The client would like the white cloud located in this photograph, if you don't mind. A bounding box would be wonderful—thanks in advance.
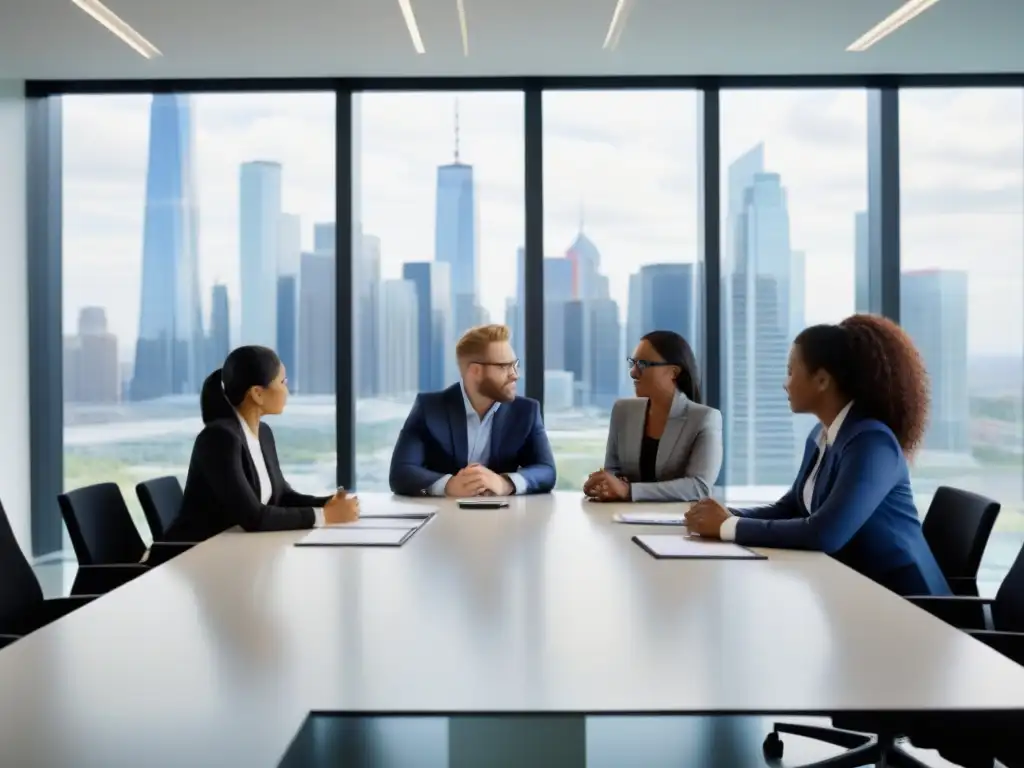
[60,86,1023,361]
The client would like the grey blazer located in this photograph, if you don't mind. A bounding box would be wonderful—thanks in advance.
[604,391,723,502]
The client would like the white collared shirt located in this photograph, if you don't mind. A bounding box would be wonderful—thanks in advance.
[428,383,527,497]
[719,401,854,542]
[237,412,272,505]
[236,411,325,525]
[801,401,854,512]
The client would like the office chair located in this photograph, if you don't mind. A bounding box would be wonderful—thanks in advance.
[909,539,1024,660]
[59,482,149,567]
[58,482,157,595]
[762,486,1004,765]
[0,496,111,643]
[907,541,1024,768]
[922,486,1000,597]
[135,475,184,541]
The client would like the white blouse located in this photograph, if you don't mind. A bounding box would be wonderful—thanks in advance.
[236,411,325,524]
[801,401,854,512]
[237,412,272,504]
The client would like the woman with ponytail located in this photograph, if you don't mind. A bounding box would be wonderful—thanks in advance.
[684,314,950,597]
[164,345,359,542]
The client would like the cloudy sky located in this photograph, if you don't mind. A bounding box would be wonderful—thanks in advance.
[61,87,1023,360]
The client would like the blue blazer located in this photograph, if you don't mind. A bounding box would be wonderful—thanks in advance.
[389,384,557,496]
[731,411,951,597]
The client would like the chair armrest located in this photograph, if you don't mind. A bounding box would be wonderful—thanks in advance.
[907,595,992,630]
[0,595,98,636]
[144,541,198,566]
[946,576,980,597]
[0,634,21,649]
[968,630,1024,666]
[71,563,149,596]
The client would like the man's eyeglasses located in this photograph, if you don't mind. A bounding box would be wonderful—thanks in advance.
[473,359,520,374]
[627,357,673,374]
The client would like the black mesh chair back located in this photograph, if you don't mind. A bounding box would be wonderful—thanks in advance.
[58,483,146,566]
[135,476,184,541]
[0,498,44,627]
[921,485,1000,595]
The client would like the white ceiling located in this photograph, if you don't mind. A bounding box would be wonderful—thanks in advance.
[1,0,1023,81]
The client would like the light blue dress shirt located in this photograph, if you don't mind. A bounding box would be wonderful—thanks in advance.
[428,384,527,497]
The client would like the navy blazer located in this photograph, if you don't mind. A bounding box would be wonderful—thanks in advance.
[389,384,557,496]
[731,411,951,597]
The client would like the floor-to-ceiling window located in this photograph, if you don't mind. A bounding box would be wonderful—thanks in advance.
[718,89,867,505]
[61,92,336,538]
[540,90,702,490]
[899,87,1024,592]
[352,92,525,491]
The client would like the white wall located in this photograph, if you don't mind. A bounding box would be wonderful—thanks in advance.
[0,80,31,554]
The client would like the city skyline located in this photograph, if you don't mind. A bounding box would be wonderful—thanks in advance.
[55,87,1024,592]
[60,90,1024,361]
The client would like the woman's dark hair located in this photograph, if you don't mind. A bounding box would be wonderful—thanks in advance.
[199,346,282,424]
[793,314,930,455]
[640,330,702,403]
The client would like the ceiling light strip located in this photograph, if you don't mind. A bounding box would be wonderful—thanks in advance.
[456,0,469,56]
[397,0,426,54]
[847,0,940,52]
[71,0,162,59]
[602,0,637,51]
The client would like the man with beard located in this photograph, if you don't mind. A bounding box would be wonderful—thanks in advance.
[389,324,557,497]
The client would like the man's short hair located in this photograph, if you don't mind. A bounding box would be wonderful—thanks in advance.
[456,324,511,362]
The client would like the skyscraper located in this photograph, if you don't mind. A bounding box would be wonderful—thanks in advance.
[65,307,119,404]
[276,275,297,381]
[589,298,622,408]
[901,269,970,453]
[403,261,453,392]
[434,103,479,338]
[239,161,283,347]
[628,263,698,343]
[298,250,336,394]
[565,229,610,302]
[131,94,205,401]
[314,222,335,254]
[208,283,230,372]
[277,213,301,382]
[377,279,419,397]
[356,234,382,397]
[854,211,871,313]
[725,152,797,485]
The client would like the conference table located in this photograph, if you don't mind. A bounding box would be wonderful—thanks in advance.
[1,491,1023,767]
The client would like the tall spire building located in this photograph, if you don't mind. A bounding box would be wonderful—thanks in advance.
[435,100,480,341]
[131,94,205,400]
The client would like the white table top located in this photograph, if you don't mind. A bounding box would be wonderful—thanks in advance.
[2,491,1023,767]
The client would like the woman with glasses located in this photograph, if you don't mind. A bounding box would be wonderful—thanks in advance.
[584,330,723,502]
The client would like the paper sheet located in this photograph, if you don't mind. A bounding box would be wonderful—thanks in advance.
[633,534,765,560]
[297,526,413,547]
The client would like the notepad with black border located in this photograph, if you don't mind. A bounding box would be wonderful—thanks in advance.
[296,526,416,547]
[632,534,766,560]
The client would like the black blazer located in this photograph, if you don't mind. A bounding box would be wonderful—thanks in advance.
[164,417,331,542]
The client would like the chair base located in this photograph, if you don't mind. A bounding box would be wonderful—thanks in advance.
[764,723,934,768]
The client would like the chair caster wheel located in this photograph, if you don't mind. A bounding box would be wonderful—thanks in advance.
[762,732,784,761]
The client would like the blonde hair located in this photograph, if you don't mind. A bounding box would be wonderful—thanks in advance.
[456,324,510,362]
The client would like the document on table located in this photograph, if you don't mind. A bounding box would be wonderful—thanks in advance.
[613,507,691,526]
[633,534,766,560]
[296,527,414,547]
[330,517,427,530]
[358,500,438,519]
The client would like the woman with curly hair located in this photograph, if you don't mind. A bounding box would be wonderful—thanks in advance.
[685,314,951,596]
